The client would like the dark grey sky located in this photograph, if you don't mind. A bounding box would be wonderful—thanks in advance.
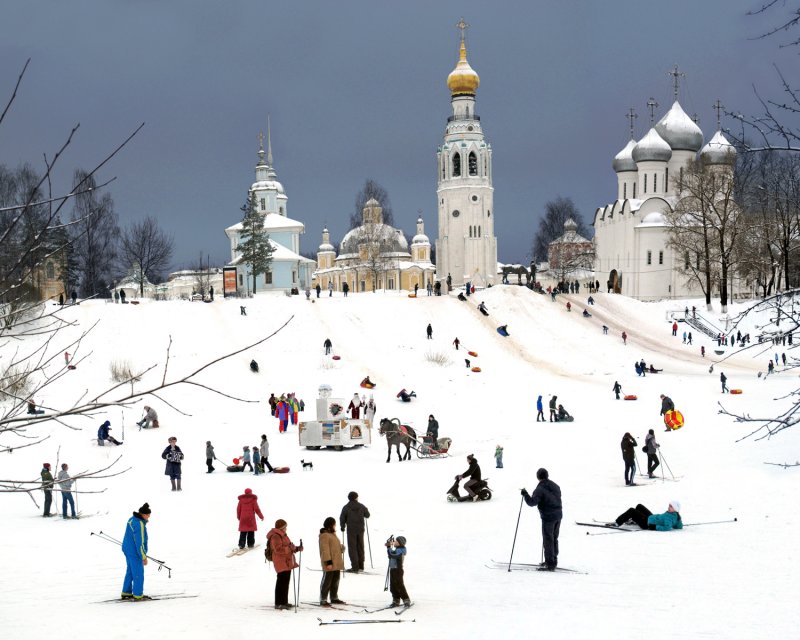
[0,1,793,269]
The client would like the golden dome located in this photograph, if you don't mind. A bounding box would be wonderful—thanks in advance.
[447,37,480,96]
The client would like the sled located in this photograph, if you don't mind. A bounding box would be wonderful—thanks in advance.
[360,382,376,389]
[67,365,77,370]
[497,328,509,337]
[272,467,290,474]
[332,355,341,361]
[415,436,452,459]
[408,294,417,298]
[624,395,638,401]
[471,367,482,372]
[664,409,684,430]
[468,351,478,357]
[226,465,244,472]
[729,389,743,395]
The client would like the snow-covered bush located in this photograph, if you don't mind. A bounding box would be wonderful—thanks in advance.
[425,350,451,367]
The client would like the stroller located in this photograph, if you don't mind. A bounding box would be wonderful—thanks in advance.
[446,475,492,502]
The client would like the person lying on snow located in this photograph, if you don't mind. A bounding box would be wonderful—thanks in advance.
[397,389,416,402]
[648,364,663,374]
[613,501,682,530]
[555,404,573,422]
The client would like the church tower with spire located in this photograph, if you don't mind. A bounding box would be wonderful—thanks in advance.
[435,19,497,288]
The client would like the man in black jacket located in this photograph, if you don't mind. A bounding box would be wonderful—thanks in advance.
[659,394,675,416]
[521,468,563,571]
[340,491,371,572]
[458,454,481,502]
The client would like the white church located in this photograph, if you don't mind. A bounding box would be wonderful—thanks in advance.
[435,21,498,288]
[592,87,740,300]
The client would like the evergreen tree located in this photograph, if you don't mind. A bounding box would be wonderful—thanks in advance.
[238,192,273,293]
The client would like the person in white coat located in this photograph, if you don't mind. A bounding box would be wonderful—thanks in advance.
[259,434,274,473]
[364,396,377,425]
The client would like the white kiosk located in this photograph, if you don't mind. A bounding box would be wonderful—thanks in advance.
[298,384,371,450]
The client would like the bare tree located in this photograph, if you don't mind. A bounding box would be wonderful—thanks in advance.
[531,197,591,263]
[351,179,394,229]
[119,215,174,297]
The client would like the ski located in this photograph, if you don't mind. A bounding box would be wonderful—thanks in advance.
[227,543,261,558]
[96,594,197,603]
[54,511,106,521]
[575,521,636,531]
[307,567,382,576]
[487,561,587,575]
[362,604,400,613]
[318,617,412,625]
[302,601,364,612]
[395,603,414,615]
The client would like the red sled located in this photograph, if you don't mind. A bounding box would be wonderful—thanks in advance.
[468,351,478,357]
[332,355,341,361]
[624,395,637,401]
[273,467,290,474]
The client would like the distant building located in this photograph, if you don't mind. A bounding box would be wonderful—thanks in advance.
[224,132,315,294]
[314,199,434,293]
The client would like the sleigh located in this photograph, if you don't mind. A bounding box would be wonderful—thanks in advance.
[415,435,452,459]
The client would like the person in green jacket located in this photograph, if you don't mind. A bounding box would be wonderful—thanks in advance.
[41,463,54,517]
[614,500,683,530]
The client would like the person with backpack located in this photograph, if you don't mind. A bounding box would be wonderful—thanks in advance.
[621,432,637,486]
[386,535,411,607]
[319,516,346,606]
[340,491,370,573]
[644,429,660,478]
[236,488,264,550]
[161,437,184,491]
[521,468,563,571]
[267,519,303,610]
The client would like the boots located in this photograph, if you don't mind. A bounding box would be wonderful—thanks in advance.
[177,478,182,491]
[170,478,177,491]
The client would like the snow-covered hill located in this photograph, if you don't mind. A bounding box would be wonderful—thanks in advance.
[3,288,798,639]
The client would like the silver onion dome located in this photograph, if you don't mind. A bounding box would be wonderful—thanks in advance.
[700,130,737,165]
[655,101,704,152]
[632,128,672,163]
[612,139,638,173]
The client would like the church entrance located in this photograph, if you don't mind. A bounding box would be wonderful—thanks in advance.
[608,269,622,294]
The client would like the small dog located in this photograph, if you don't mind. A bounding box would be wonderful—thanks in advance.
[301,459,314,471]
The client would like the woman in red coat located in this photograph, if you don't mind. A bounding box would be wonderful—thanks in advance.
[236,488,264,550]
[267,519,303,610]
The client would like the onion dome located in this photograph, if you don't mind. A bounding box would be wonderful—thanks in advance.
[632,128,672,163]
[700,130,737,165]
[655,101,704,152]
[612,139,638,173]
[447,37,480,96]
[412,217,430,245]
[318,228,335,253]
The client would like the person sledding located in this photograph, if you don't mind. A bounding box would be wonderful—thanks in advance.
[497,325,510,337]
[478,301,489,316]
[360,376,376,389]
[582,308,591,318]
[397,389,416,402]
[555,404,573,422]
[97,420,122,446]
[648,364,663,374]
[457,292,467,301]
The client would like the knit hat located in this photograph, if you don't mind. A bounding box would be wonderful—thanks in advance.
[43,463,51,469]
[138,503,151,515]
[669,500,681,512]
[275,519,287,529]
[395,536,406,546]
[244,488,252,495]
[536,468,549,480]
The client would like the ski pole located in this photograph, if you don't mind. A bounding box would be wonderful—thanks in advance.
[295,538,302,613]
[507,494,524,572]
[366,520,373,569]
[659,450,676,480]
[91,531,173,577]
[684,517,737,527]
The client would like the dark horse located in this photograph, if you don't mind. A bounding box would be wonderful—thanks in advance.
[379,418,417,463]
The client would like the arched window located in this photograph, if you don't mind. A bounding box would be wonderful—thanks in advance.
[452,153,461,177]
[646,250,652,265]
[468,152,478,176]
[45,262,55,279]
[643,174,648,194]
[623,183,627,199]
[653,174,657,192]
[665,168,669,191]
[469,226,473,238]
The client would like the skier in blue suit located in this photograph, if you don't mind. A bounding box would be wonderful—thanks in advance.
[121,503,151,600]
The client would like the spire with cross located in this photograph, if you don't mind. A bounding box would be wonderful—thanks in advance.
[667,65,685,101]
[456,17,469,42]
[646,98,659,125]
[626,107,638,139]
[712,99,725,130]
[691,113,700,125]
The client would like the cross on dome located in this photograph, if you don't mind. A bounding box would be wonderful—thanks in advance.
[646,98,659,125]
[667,65,685,101]
[626,107,638,139]
[712,99,725,130]
[456,17,469,39]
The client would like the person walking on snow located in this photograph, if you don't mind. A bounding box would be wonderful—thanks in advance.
[319,517,346,606]
[548,396,557,422]
[386,536,411,607]
[259,434,274,473]
[240,446,253,472]
[340,491,370,573]
[252,445,262,476]
[536,395,544,422]
[323,338,332,355]
[426,323,433,340]
[206,441,216,473]
[316,283,321,298]
[347,393,363,419]
[236,488,264,549]
[659,394,675,416]
[57,463,77,518]
[645,429,660,478]
[453,337,460,350]
[621,331,627,345]
[521,468,563,571]
[720,372,728,393]
[620,433,637,486]
[162,437,184,490]
[613,381,622,400]
[41,463,54,517]
[121,503,151,600]
[328,281,333,297]
[672,321,678,336]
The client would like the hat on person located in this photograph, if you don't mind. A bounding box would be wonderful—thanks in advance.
[395,536,407,546]
[348,491,358,500]
[102,420,110,428]
[43,463,51,469]
[138,503,151,515]
[669,500,681,512]
[244,488,252,495]
[536,468,549,480]
[275,519,287,529]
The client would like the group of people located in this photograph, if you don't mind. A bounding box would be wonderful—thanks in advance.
[268,393,304,433]
[620,429,661,484]
[39,462,77,519]
[347,392,377,423]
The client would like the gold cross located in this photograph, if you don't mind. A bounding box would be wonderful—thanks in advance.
[456,17,469,39]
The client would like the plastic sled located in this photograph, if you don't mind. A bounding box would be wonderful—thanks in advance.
[471,367,482,372]
[729,389,743,395]
[226,465,244,472]
[497,328,509,337]
[624,395,637,401]
[273,467,290,474]
[408,294,417,298]
[468,351,478,357]
[332,355,341,360]
[360,382,376,389]
[664,409,684,430]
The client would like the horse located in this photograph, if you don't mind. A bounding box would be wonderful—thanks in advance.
[378,418,417,463]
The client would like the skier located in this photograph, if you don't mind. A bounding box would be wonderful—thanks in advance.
[548,395,557,422]
[659,394,675,416]
[495,444,504,469]
[267,519,303,610]
[620,432,637,486]
[720,371,728,393]
[347,393,363,418]
[319,516,346,606]
[536,395,544,422]
[521,468,563,571]
[645,429,660,478]
[426,323,433,340]
[614,500,682,530]
[41,463,54,517]
[612,381,622,400]
[453,337,460,350]
[236,488,264,550]
[97,420,122,446]
[259,434,274,473]
[456,454,482,502]
[121,503,151,600]
[323,338,332,355]
[386,536,411,608]
[136,405,159,429]
[57,463,77,518]
[206,441,216,473]
[162,437,184,491]
[340,491,370,573]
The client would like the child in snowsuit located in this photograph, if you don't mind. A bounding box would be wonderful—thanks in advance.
[494,444,504,469]
[386,536,411,607]
[252,446,261,476]
[241,446,253,472]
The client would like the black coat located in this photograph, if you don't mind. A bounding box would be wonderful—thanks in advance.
[460,460,481,481]
[339,499,370,533]
[162,445,184,477]
[660,396,675,415]
[427,418,439,439]
[621,434,637,462]
[523,479,562,521]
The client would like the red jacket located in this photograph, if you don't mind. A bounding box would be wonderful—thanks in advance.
[267,527,300,573]
[236,492,263,532]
